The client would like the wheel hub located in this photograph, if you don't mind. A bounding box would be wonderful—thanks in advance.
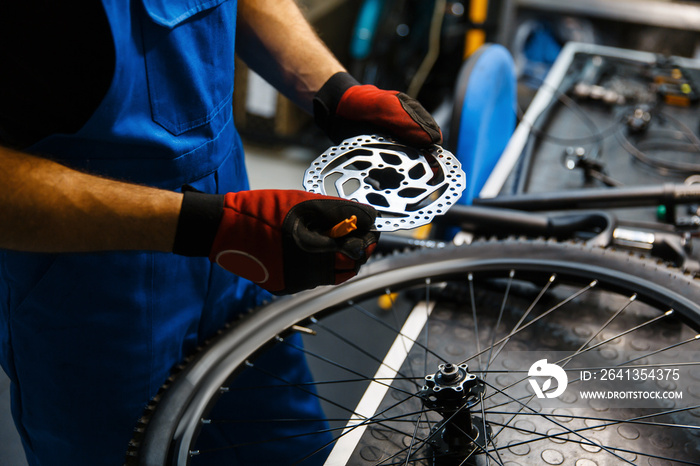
[418,363,491,465]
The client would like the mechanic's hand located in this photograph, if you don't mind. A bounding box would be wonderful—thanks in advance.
[173,189,379,295]
[313,71,442,147]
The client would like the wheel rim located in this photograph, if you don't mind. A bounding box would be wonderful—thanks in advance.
[139,243,700,465]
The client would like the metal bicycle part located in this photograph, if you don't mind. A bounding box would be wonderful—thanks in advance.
[303,135,466,232]
[129,239,700,466]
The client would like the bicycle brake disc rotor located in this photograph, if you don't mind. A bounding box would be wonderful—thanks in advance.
[303,135,466,232]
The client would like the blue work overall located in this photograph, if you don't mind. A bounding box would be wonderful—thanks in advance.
[0,1,329,464]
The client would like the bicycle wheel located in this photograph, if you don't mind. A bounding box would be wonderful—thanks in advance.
[128,239,700,466]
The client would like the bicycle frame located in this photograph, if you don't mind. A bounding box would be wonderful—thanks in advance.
[378,178,700,273]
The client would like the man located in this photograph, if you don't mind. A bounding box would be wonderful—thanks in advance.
[0,1,441,464]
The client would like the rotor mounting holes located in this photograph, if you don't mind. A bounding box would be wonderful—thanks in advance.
[408,164,426,180]
[341,179,361,197]
[379,152,403,166]
[366,193,390,208]
[322,172,342,197]
[348,160,371,171]
[398,187,426,198]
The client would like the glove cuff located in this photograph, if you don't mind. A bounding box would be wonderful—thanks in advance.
[313,72,361,133]
[172,191,225,257]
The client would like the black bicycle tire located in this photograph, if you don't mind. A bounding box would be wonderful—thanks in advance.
[127,238,700,466]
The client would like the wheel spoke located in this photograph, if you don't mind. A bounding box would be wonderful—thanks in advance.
[484,270,515,379]
[461,279,598,368]
[619,334,700,365]
[280,337,419,400]
[324,301,436,465]
[403,411,425,466]
[487,403,700,432]
[480,379,636,465]
[559,294,637,369]
[482,303,673,405]
[555,309,675,367]
[486,274,556,368]
[480,391,503,465]
[467,273,483,373]
[351,301,449,365]
[308,317,422,390]
[487,420,700,465]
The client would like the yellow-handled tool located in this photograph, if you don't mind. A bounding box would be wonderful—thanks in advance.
[327,215,358,238]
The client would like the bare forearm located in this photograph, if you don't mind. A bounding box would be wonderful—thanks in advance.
[236,0,345,112]
[0,147,183,253]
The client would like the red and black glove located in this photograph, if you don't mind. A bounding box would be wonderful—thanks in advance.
[172,189,379,295]
[313,72,442,147]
